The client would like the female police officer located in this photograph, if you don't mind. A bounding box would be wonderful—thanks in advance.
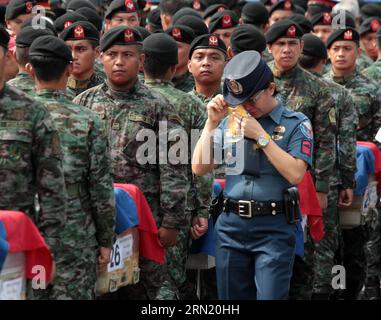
[192,50,313,300]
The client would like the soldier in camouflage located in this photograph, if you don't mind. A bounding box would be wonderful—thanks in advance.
[326,27,381,300]
[7,26,53,95]
[60,21,105,100]
[73,26,188,300]
[362,28,381,85]
[165,25,196,93]
[266,20,337,299]
[0,25,67,272]
[143,33,210,299]
[26,35,115,300]
[299,34,358,300]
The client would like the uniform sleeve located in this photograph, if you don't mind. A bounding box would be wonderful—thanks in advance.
[338,90,358,189]
[88,116,116,248]
[288,118,314,168]
[157,97,189,229]
[32,106,67,256]
[313,89,336,193]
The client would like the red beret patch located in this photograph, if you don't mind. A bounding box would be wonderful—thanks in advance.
[286,25,296,37]
[125,0,136,12]
[222,15,233,28]
[323,13,331,24]
[343,30,353,40]
[371,19,381,33]
[124,29,135,42]
[172,27,182,40]
[209,35,219,46]
[74,25,85,39]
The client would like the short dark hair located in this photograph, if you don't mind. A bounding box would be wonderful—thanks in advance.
[30,56,69,81]
[15,47,29,66]
[159,0,188,16]
[299,53,323,69]
[143,52,173,79]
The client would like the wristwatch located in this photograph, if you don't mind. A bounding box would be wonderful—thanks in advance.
[256,133,271,149]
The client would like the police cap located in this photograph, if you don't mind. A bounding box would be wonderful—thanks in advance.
[302,33,327,59]
[208,10,239,33]
[143,33,178,65]
[105,0,139,20]
[16,26,55,47]
[189,33,227,59]
[5,0,36,20]
[265,19,304,44]
[326,27,359,48]
[223,50,273,106]
[60,21,99,42]
[230,24,266,54]
[166,25,196,44]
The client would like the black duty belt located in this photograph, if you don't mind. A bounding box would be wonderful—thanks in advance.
[223,198,284,218]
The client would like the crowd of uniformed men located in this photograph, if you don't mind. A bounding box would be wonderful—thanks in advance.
[0,0,381,300]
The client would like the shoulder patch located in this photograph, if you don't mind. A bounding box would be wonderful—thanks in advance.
[299,120,313,140]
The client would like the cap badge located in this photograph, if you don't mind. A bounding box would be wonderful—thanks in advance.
[209,35,219,46]
[193,0,201,10]
[74,25,85,39]
[284,1,292,10]
[172,28,182,40]
[371,19,381,33]
[64,21,73,29]
[227,79,243,95]
[125,0,136,11]
[343,30,353,40]
[124,29,135,42]
[286,25,296,37]
[323,13,331,24]
[222,15,232,28]
[25,1,33,13]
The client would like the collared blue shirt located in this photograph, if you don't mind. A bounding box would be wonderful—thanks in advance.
[214,101,313,202]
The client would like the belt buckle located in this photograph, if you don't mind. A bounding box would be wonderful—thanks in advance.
[238,200,252,218]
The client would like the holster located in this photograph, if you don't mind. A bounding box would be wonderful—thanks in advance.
[283,187,300,224]
[208,190,224,225]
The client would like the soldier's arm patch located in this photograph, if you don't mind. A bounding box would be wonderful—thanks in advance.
[299,120,313,140]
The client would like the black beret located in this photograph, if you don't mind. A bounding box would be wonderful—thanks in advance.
[76,7,103,32]
[21,16,57,35]
[231,24,266,54]
[294,4,306,15]
[302,33,327,59]
[311,12,333,26]
[16,26,55,47]
[269,0,295,17]
[208,10,239,33]
[105,0,139,20]
[289,13,312,34]
[172,7,202,25]
[134,26,151,40]
[307,4,332,17]
[361,3,381,20]
[147,7,162,29]
[265,19,304,44]
[326,27,359,48]
[203,3,228,20]
[29,35,72,62]
[332,11,356,29]
[0,24,10,49]
[293,0,308,11]
[143,33,178,65]
[176,15,209,37]
[60,21,99,42]
[241,2,269,26]
[5,0,36,20]
[54,12,88,33]
[67,0,97,12]
[189,33,227,58]
[223,50,273,106]
[100,26,142,52]
[359,17,381,36]
[166,25,196,44]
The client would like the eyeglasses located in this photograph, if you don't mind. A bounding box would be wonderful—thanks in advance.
[249,89,265,105]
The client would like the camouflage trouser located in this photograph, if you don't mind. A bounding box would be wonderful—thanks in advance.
[158,227,190,300]
[289,231,315,300]
[361,197,381,299]
[33,247,98,300]
[313,187,343,297]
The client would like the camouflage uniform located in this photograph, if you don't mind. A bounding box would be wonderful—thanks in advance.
[325,68,381,299]
[66,71,105,100]
[145,79,212,299]
[362,58,381,85]
[269,62,337,300]
[7,71,35,95]
[34,89,115,300]
[308,72,358,298]
[0,84,67,259]
[74,80,188,300]
[172,72,195,93]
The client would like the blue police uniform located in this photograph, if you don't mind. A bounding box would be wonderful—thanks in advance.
[213,51,314,300]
